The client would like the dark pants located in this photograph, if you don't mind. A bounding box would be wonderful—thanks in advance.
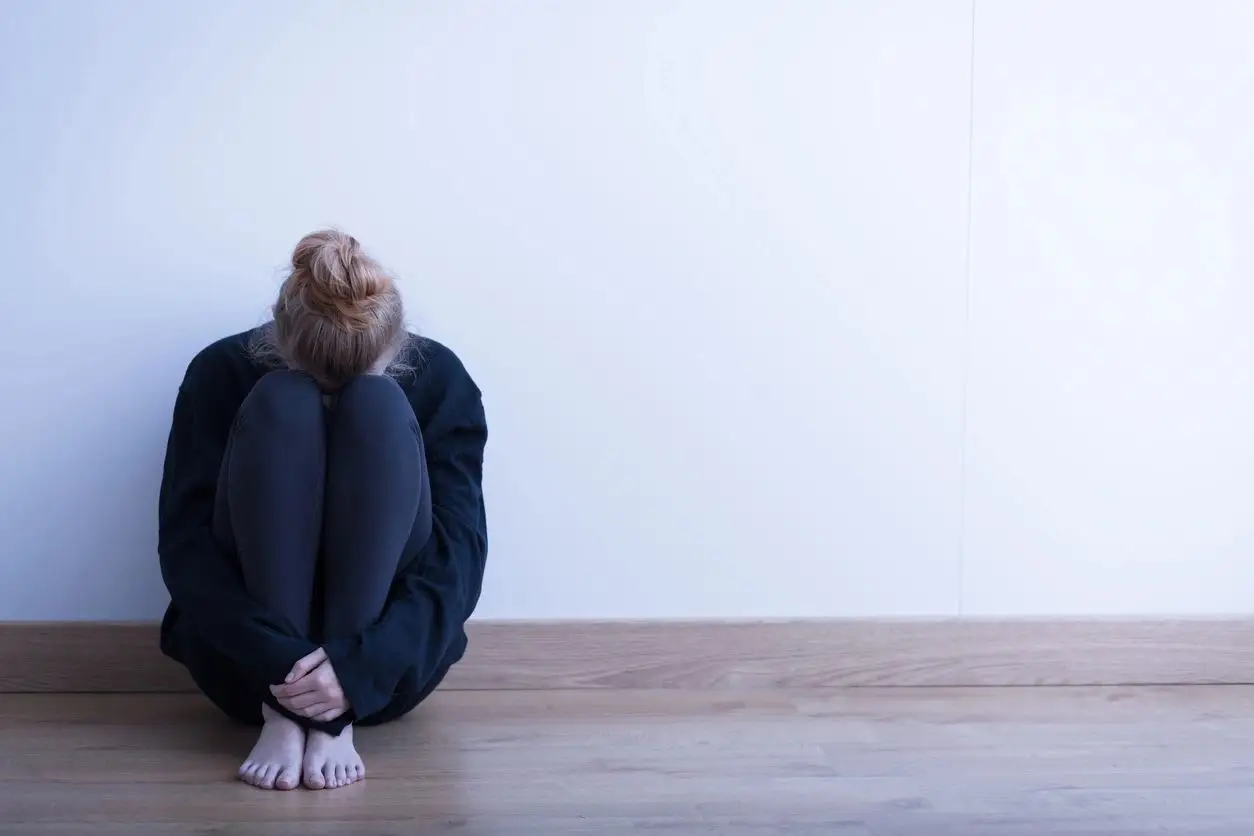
[206,370,432,720]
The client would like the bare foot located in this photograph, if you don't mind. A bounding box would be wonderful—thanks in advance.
[303,725,366,790]
[238,704,305,790]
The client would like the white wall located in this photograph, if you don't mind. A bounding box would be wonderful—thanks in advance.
[965,1,1254,614]
[0,0,1249,621]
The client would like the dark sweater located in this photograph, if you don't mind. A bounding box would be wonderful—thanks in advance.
[158,329,487,732]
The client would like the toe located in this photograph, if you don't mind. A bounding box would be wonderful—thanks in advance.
[258,765,277,789]
[356,763,366,781]
[241,764,260,786]
[323,763,335,789]
[304,762,326,789]
[237,761,254,780]
[334,764,346,787]
[276,767,300,791]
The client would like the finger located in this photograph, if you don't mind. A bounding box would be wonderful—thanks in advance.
[314,707,345,722]
[287,690,329,711]
[284,648,328,684]
[297,701,335,718]
[271,681,316,700]
[277,695,327,716]
[285,648,328,683]
[271,672,323,699]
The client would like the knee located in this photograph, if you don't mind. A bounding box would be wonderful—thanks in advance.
[237,370,324,436]
[335,375,415,438]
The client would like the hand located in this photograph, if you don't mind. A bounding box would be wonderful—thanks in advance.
[270,647,349,722]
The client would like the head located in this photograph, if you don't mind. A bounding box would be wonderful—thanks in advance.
[270,229,407,390]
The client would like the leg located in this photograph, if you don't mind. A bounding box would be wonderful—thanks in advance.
[323,374,430,638]
[214,370,326,791]
[216,370,325,637]
[302,374,431,789]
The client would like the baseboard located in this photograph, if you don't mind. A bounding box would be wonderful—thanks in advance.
[2,618,1253,693]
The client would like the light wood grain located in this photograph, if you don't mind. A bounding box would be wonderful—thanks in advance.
[0,623,190,693]
[5,688,1254,834]
[4,618,1254,693]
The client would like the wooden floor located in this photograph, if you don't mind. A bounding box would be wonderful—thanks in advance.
[4,687,1254,835]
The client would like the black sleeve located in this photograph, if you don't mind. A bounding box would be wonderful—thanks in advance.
[158,355,317,686]
[323,365,489,720]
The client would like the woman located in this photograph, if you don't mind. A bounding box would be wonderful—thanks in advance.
[157,230,488,791]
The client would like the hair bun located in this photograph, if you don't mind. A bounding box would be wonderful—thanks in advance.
[270,229,407,388]
[288,229,393,327]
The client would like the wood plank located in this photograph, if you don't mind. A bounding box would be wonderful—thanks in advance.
[0,622,191,693]
[3,618,1254,693]
[4,689,1254,833]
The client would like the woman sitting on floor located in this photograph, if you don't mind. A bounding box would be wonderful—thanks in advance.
[157,229,488,791]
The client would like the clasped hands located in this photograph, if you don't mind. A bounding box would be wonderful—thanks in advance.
[269,647,349,723]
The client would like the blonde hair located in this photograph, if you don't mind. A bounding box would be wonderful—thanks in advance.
[261,229,408,389]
